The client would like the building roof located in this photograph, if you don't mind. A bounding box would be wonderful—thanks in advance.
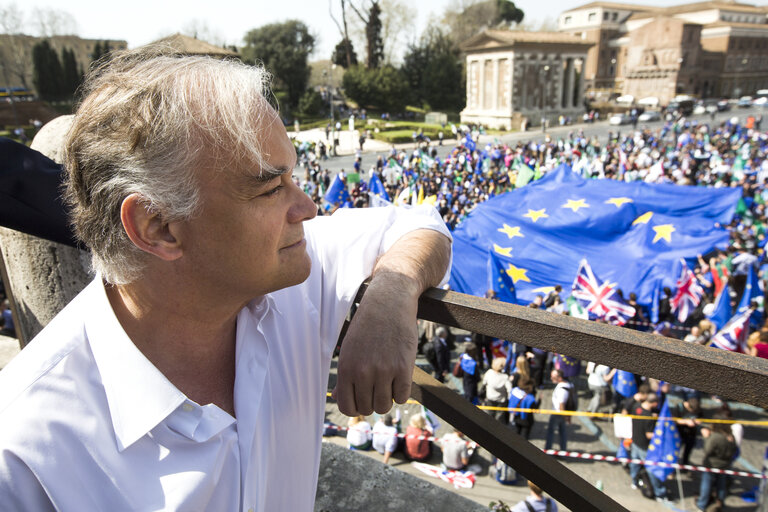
[628,1,768,20]
[141,33,238,57]
[664,1,767,14]
[460,29,594,51]
[703,19,768,29]
[561,1,662,15]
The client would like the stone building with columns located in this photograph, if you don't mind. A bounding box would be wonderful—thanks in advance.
[459,30,593,130]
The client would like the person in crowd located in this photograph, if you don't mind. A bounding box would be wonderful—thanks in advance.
[511,480,559,512]
[587,364,616,415]
[545,369,573,452]
[748,327,768,359]
[696,416,738,511]
[372,413,400,464]
[404,414,433,462]
[511,354,532,388]
[673,395,702,467]
[629,393,670,503]
[432,326,451,383]
[0,48,452,510]
[438,428,474,471]
[459,341,481,405]
[346,415,372,450]
[508,377,538,439]
[482,357,513,424]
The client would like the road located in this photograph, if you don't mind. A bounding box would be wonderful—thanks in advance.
[297,105,765,180]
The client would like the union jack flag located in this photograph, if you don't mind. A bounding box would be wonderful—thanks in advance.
[710,309,753,352]
[670,260,704,323]
[571,259,635,326]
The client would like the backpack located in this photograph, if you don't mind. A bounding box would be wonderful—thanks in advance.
[490,457,517,485]
[560,382,577,412]
[524,498,552,512]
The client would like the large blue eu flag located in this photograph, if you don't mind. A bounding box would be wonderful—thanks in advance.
[449,165,740,307]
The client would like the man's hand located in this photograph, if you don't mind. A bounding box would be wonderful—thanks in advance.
[334,274,419,415]
[332,229,451,416]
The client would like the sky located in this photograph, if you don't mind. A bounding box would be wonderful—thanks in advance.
[5,0,768,62]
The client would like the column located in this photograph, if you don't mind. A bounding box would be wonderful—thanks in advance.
[492,58,498,112]
[567,57,576,108]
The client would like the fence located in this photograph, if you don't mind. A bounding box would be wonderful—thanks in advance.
[350,284,768,512]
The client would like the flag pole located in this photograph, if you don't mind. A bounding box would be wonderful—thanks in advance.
[675,446,685,507]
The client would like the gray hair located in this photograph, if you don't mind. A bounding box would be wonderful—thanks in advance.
[63,47,274,284]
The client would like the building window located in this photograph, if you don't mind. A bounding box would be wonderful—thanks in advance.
[588,12,596,22]
[612,12,618,21]
[604,12,610,20]
[564,16,571,25]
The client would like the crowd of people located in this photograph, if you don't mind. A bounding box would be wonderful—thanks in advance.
[301,112,768,509]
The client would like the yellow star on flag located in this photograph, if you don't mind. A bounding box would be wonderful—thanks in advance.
[652,224,676,243]
[532,286,556,294]
[493,244,513,257]
[562,198,589,212]
[605,197,633,208]
[524,208,549,222]
[505,263,531,283]
[632,211,653,225]
[498,224,524,239]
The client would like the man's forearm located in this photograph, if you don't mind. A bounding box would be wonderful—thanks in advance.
[333,228,451,416]
[369,228,452,295]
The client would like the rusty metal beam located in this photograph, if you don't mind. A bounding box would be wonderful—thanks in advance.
[410,367,629,512]
[415,287,768,409]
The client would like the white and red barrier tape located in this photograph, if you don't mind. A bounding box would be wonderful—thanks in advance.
[325,425,767,479]
[544,449,766,480]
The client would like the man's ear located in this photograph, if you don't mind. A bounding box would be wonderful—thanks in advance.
[120,193,182,261]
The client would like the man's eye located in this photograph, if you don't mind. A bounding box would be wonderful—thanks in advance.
[263,185,283,197]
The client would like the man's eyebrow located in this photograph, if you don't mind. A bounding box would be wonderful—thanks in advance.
[252,165,291,182]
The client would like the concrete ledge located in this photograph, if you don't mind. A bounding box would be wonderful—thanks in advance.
[315,442,488,512]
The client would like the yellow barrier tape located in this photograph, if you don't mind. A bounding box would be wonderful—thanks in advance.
[325,392,768,426]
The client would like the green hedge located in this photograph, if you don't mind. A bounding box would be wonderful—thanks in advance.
[371,127,442,144]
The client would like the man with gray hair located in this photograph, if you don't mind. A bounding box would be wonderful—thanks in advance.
[0,48,451,511]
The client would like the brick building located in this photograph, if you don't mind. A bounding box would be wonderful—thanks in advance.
[558,1,768,103]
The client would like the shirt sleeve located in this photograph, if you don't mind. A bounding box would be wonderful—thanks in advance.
[0,450,56,511]
[304,204,452,348]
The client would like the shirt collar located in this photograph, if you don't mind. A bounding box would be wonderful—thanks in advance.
[84,278,187,452]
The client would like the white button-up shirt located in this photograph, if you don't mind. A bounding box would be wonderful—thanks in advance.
[0,205,451,511]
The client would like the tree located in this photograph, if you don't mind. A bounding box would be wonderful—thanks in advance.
[342,65,409,112]
[91,40,112,63]
[349,0,384,69]
[442,0,524,45]
[379,0,416,65]
[329,0,354,69]
[31,7,78,38]
[0,4,33,90]
[241,20,315,109]
[332,38,358,68]
[60,47,81,99]
[401,27,464,111]
[298,89,324,117]
[32,39,63,101]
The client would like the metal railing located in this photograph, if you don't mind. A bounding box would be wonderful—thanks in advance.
[355,285,768,512]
